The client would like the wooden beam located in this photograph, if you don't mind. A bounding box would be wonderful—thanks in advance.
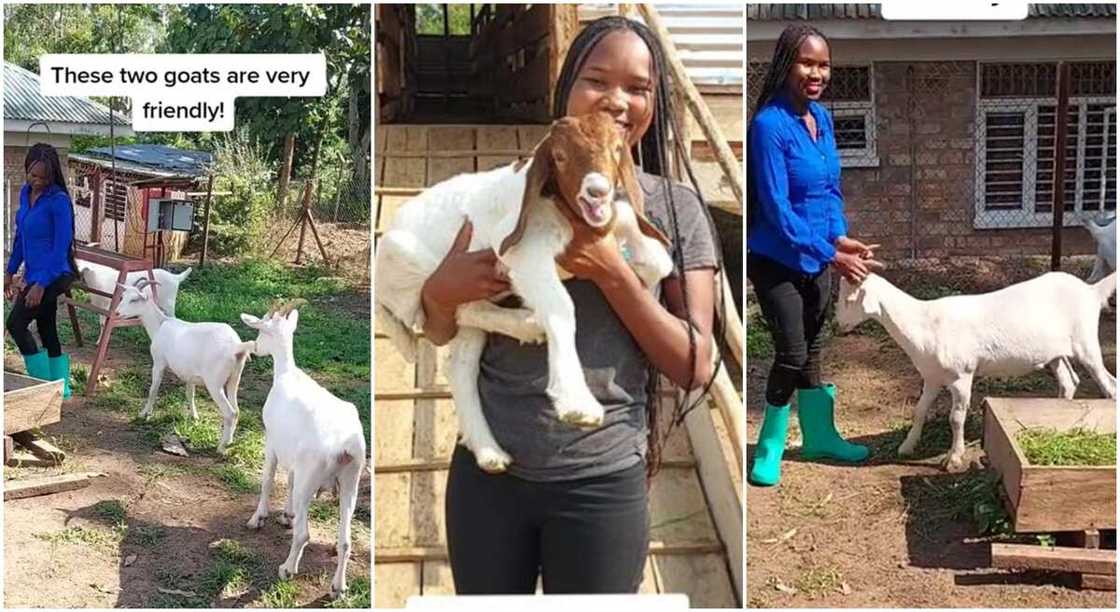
[4,473,97,501]
[637,4,743,210]
[1081,573,1117,591]
[3,375,62,436]
[709,361,744,470]
[991,543,1117,575]
[11,431,65,465]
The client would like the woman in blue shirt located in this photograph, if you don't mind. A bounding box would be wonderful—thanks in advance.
[5,143,79,398]
[747,25,883,486]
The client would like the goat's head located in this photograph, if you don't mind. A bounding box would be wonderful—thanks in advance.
[114,278,160,318]
[835,274,882,333]
[499,111,668,255]
[239,298,305,357]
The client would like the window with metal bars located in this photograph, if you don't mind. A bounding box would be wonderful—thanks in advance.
[974,61,1116,229]
[746,62,878,167]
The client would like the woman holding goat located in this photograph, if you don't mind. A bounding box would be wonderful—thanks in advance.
[747,25,883,486]
[419,16,721,594]
[5,143,79,398]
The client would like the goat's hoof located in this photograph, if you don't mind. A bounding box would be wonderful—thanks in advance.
[942,455,968,473]
[276,513,293,527]
[246,514,265,530]
[897,442,917,457]
[474,446,512,473]
[330,582,347,600]
[278,564,294,580]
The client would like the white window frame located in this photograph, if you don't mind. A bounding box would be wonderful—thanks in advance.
[974,94,1116,229]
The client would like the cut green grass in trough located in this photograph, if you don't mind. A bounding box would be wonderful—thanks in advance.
[1016,427,1116,466]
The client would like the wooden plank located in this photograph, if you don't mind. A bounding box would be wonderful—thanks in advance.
[409,469,448,547]
[983,397,1024,521]
[427,157,475,187]
[4,473,94,501]
[382,157,427,189]
[648,467,719,546]
[518,126,550,150]
[476,126,520,151]
[374,562,420,608]
[1018,466,1116,531]
[991,543,1117,575]
[421,560,456,596]
[375,195,412,233]
[11,431,65,464]
[4,373,40,392]
[374,473,412,548]
[1081,573,1117,591]
[3,436,12,465]
[651,553,738,608]
[639,556,659,594]
[6,449,58,468]
[374,338,415,392]
[1071,529,1102,549]
[4,375,63,436]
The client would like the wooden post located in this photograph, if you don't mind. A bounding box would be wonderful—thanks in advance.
[277,134,296,211]
[90,167,103,243]
[199,174,214,266]
[1051,62,1071,271]
[637,4,743,209]
[295,181,312,264]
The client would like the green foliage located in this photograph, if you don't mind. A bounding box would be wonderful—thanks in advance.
[207,130,276,255]
[1017,427,1116,466]
[3,4,165,72]
[415,4,473,36]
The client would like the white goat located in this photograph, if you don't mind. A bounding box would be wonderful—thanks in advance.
[1082,215,1116,283]
[78,258,192,322]
[837,271,1117,472]
[375,112,673,474]
[240,304,365,599]
[115,279,253,453]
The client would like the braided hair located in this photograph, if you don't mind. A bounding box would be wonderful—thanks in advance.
[552,16,726,479]
[748,24,832,228]
[24,143,79,275]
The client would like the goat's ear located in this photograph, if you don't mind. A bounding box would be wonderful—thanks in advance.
[286,309,300,327]
[240,313,262,328]
[621,145,670,247]
[498,135,552,256]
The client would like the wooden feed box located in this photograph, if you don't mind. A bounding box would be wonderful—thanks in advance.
[4,372,63,437]
[983,397,1116,533]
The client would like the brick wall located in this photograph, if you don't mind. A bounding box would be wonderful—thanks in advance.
[842,61,1095,259]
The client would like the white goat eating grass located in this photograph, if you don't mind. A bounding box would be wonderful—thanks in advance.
[115,279,253,454]
[837,271,1117,472]
[240,302,366,599]
[375,111,673,474]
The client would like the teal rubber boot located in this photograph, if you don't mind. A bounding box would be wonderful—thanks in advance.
[48,353,72,399]
[797,384,869,462]
[749,403,790,487]
[23,350,51,381]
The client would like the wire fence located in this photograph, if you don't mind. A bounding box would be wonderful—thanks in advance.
[747,58,1117,265]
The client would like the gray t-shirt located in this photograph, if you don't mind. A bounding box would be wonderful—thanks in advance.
[478,172,719,481]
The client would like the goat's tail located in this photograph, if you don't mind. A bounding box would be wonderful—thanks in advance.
[1093,272,1117,308]
[176,267,194,282]
[226,341,255,405]
[376,302,418,363]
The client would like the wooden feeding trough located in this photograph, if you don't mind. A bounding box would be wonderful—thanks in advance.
[983,397,1117,590]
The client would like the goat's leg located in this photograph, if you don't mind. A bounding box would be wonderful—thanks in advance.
[276,469,295,527]
[278,470,316,579]
[1075,339,1117,398]
[505,248,603,428]
[205,380,239,455]
[185,384,198,420]
[331,462,362,598]
[943,376,974,473]
[140,362,166,420]
[247,450,278,529]
[1049,358,1079,400]
[448,328,512,472]
[456,301,545,344]
[898,381,940,456]
[1088,256,1107,283]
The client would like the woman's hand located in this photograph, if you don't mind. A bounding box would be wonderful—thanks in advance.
[4,274,24,301]
[834,251,883,283]
[420,221,510,345]
[23,283,44,308]
[835,236,880,260]
[556,226,630,287]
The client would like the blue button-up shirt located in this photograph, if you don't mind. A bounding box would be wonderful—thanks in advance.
[6,183,74,287]
[748,94,848,275]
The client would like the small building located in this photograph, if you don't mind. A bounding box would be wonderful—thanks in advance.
[3,61,132,236]
[747,3,1117,259]
[68,145,213,263]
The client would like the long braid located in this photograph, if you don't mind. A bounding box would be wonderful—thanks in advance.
[552,16,726,480]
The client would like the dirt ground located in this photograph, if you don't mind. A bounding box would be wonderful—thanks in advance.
[3,333,371,608]
[746,256,1117,608]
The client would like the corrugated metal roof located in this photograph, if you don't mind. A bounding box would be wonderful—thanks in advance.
[746,4,1116,20]
[84,144,212,177]
[580,4,743,87]
[4,62,131,127]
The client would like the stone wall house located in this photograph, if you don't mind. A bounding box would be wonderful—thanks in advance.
[747,4,1116,259]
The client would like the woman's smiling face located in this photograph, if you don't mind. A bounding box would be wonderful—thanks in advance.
[784,35,831,104]
[565,30,655,147]
[26,161,50,192]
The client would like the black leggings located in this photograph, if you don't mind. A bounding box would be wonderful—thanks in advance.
[748,253,831,406]
[445,445,649,594]
[6,274,73,358]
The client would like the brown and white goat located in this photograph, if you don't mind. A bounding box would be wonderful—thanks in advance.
[374,112,673,473]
